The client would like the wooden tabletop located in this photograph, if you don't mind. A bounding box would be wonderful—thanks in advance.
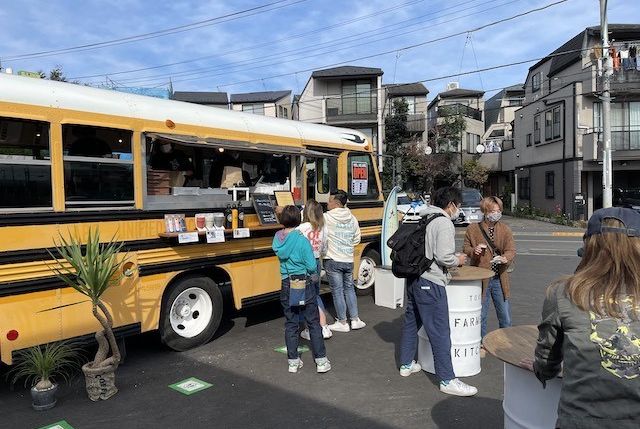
[483,325,562,376]
[450,265,495,281]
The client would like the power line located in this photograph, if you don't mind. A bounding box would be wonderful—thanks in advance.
[200,0,570,89]
[2,0,309,61]
[69,0,430,80]
[79,0,513,86]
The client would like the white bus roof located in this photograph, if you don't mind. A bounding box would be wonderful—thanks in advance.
[0,73,369,150]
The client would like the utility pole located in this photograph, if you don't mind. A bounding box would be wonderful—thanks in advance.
[600,0,613,207]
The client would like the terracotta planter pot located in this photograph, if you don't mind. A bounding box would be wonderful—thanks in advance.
[31,383,58,411]
[82,362,118,401]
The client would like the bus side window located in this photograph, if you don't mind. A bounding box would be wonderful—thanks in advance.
[62,124,134,209]
[0,117,52,210]
[314,158,337,203]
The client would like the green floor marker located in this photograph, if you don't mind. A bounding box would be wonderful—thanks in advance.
[169,377,213,395]
[38,421,74,429]
[274,345,309,354]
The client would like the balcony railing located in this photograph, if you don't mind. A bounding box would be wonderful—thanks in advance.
[325,96,378,123]
[437,103,482,121]
[582,130,640,161]
[595,67,640,92]
[406,113,426,133]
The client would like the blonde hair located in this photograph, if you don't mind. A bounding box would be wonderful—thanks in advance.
[303,199,324,231]
[480,196,503,214]
[565,218,640,318]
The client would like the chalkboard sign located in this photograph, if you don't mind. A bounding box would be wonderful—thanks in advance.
[252,194,278,225]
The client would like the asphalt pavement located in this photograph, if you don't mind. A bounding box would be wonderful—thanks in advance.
[0,216,583,429]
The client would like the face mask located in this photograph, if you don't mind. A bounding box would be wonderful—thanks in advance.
[450,206,460,220]
[486,212,502,223]
[160,144,172,154]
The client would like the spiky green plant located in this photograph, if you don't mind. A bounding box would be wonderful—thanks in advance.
[9,341,81,390]
[47,228,128,369]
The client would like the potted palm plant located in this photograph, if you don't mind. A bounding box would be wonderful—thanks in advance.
[48,228,127,401]
[9,341,80,410]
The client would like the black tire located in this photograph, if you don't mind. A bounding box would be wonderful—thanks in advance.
[160,276,223,351]
[356,248,381,296]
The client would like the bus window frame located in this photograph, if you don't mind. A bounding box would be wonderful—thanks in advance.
[0,116,54,212]
[347,151,380,201]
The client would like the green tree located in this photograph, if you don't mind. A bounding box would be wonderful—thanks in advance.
[462,158,489,189]
[382,98,410,190]
[37,66,77,83]
[402,144,457,193]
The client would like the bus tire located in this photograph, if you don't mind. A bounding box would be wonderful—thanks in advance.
[356,249,380,296]
[160,276,223,352]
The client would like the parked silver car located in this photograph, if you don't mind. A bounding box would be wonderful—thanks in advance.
[454,188,483,225]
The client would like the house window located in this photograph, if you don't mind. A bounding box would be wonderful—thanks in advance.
[592,101,640,150]
[0,117,52,209]
[532,72,541,92]
[342,80,373,115]
[283,107,288,119]
[466,133,480,153]
[392,96,416,114]
[552,106,561,139]
[278,105,284,117]
[62,124,134,208]
[242,103,265,115]
[545,171,555,199]
[545,110,553,141]
[534,114,541,143]
[518,177,530,200]
[526,133,532,147]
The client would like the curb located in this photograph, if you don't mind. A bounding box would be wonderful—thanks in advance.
[551,232,584,237]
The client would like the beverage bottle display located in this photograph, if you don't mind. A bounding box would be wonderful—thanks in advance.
[224,204,232,229]
[237,204,244,228]
[231,204,239,230]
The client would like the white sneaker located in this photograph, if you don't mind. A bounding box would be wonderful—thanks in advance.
[399,361,422,377]
[300,328,310,340]
[322,325,333,339]
[439,378,478,397]
[328,321,350,333]
[315,357,331,373]
[288,358,303,373]
[350,318,366,330]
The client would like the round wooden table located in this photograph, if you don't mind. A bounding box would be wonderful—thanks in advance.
[484,325,562,429]
[418,266,494,377]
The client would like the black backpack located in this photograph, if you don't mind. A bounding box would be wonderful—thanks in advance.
[386,213,445,278]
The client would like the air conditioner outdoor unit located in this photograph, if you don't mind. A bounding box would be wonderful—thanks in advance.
[446,82,460,91]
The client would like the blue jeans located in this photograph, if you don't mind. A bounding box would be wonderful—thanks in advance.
[324,259,358,322]
[280,277,326,360]
[481,276,512,339]
[400,277,455,382]
[315,259,325,311]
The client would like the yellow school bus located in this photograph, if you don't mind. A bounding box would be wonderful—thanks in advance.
[0,74,383,363]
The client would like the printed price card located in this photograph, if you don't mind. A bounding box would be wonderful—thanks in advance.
[233,228,250,239]
[178,232,199,244]
[206,229,225,243]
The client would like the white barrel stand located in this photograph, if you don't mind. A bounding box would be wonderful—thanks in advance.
[418,266,493,377]
[484,325,562,429]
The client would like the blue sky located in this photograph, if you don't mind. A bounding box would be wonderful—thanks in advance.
[0,0,636,98]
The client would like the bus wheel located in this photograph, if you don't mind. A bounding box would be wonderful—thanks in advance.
[356,249,380,296]
[160,276,223,351]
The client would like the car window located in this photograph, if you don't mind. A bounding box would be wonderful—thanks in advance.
[397,196,411,205]
[462,190,482,205]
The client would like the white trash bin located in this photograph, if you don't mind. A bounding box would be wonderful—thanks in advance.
[417,266,492,377]
[374,267,405,309]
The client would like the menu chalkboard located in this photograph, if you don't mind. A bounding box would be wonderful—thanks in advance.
[252,194,279,225]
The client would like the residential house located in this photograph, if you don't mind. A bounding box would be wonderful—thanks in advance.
[172,91,229,108]
[295,66,384,159]
[426,84,485,179]
[230,90,292,118]
[480,84,525,195]
[382,82,429,142]
[509,24,640,219]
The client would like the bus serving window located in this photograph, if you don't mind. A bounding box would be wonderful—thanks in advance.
[347,152,379,200]
[0,117,52,210]
[62,125,134,208]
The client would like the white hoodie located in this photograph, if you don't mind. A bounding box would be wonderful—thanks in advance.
[323,207,361,263]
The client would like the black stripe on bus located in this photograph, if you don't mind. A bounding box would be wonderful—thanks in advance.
[0,234,381,297]
[358,219,382,228]
[0,228,280,265]
[0,200,383,227]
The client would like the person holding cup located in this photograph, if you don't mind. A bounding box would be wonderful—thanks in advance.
[463,196,516,341]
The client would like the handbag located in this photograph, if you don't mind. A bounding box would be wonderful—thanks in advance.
[479,225,515,274]
[284,264,308,307]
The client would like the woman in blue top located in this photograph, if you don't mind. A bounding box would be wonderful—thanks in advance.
[273,205,331,374]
